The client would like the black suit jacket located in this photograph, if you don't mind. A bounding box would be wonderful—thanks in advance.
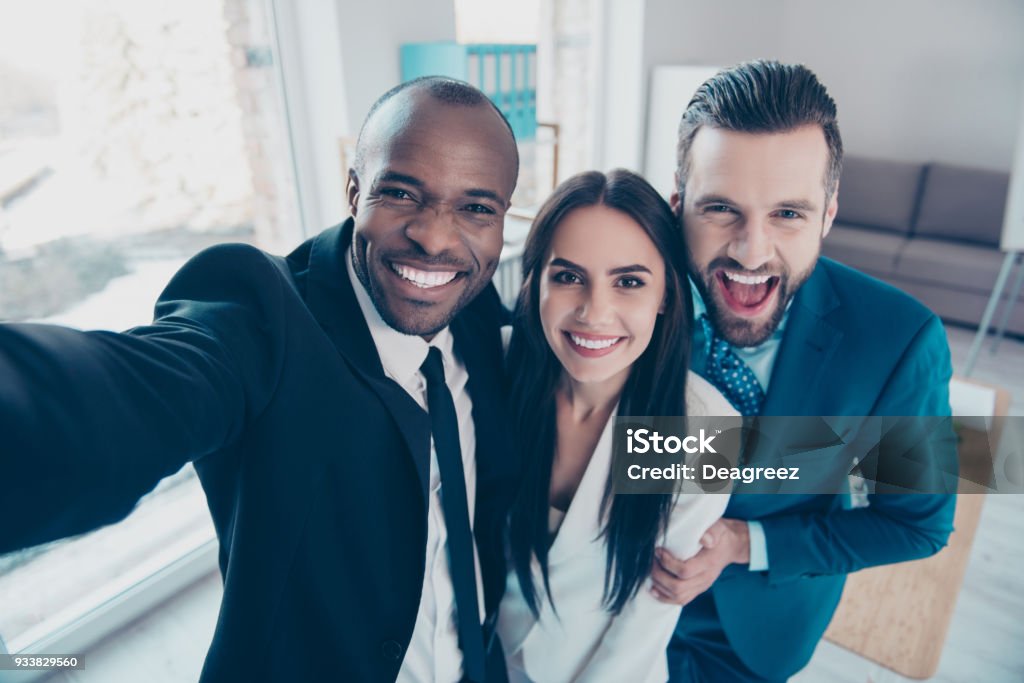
[0,219,520,681]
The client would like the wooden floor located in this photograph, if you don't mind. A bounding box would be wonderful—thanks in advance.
[39,324,1024,683]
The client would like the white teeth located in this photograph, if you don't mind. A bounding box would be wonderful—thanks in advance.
[723,272,772,285]
[391,263,458,288]
[569,333,621,350]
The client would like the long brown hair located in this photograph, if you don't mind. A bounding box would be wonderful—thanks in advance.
[507,169,692,615]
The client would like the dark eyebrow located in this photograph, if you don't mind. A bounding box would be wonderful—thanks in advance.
[550,258,652,277]
[608,264,652,276]
[694,194,818,213]
[693,194,737,207]
[550,257,587,274]
[372,171,503,205]
[372,170,424,188]
[776,199,817,212]
[464,188,505,205]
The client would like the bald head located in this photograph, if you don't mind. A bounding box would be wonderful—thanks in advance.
[353,76,519,180]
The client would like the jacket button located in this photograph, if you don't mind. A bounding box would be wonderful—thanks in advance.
[381,640,403,660]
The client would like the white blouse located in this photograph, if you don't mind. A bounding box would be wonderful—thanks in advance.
[497,371,736,683]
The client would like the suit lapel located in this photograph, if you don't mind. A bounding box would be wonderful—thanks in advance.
[546,412,616,563]
[452,315,496,481]
[761,262,843,417]
[451,287,517,513]
[304,220,431,500]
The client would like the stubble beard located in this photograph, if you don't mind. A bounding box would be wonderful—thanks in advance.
[691,258,817,348]
[353,233,488,337]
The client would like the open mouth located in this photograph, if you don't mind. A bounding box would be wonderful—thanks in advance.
[389,261,465,290]
[716,270,780,315]
[563,330,625,357]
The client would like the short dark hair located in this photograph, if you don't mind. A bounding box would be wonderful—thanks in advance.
[353,75,519,175]
[676,60,843,201]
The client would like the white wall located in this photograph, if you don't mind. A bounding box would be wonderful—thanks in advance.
[334,0,456,131]
[273,0,455,233]
[644,65,721,197]
[632,0,1024,175]
[272,0,349,235]
[1002,85,1024,250]
[592,0,646,171]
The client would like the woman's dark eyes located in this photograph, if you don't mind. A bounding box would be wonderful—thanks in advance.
[617,276,645,288]
[553,270,582,284]
[552,271,644,288]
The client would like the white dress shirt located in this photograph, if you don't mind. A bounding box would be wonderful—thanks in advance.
[497,372,737,683]
[347,248,485,683]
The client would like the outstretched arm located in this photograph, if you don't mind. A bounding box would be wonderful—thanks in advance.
[0,244,287,553]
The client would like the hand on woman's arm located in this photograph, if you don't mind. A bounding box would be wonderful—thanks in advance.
[650,517,750,606]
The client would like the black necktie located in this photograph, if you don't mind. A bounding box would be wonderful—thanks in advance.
[420,347,486,683]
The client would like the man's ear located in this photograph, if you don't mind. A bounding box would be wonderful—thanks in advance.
[347,168,361,217]
[670,172,683,216]
[822,181,839,239]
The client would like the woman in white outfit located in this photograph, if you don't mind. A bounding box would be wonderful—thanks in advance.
[497,169,736,683]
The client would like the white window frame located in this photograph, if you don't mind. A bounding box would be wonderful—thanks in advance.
[0,0,319,665]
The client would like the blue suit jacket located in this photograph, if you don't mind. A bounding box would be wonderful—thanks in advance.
[684,257,957,679]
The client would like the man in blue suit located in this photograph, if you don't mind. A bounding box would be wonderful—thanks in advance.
[651,61,958,681]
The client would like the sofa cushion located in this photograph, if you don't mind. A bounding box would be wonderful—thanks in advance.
[894,237,1005,294]
[885,276,1024,335]
[822,223,905,275]
[834,156,924,234]
[913,163,1010,246]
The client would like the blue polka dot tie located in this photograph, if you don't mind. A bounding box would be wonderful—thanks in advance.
[699,315,765,416]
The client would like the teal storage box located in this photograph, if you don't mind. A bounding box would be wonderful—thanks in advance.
[401,42,537,141]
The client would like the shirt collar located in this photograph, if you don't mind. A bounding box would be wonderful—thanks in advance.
[346,245,456,387]
[690,278,709,321]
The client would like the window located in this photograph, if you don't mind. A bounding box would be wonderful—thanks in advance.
[452,0,597,305]
[0,0,299,655]
[453,0,598,189]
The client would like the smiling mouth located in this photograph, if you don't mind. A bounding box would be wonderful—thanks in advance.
[389,262,464,289]
[563,331,625,356]
[716,270,780,313]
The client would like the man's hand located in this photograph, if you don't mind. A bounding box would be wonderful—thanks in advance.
[649,518,751,606]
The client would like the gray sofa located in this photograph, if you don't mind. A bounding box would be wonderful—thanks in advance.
[822,156,1022,337]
